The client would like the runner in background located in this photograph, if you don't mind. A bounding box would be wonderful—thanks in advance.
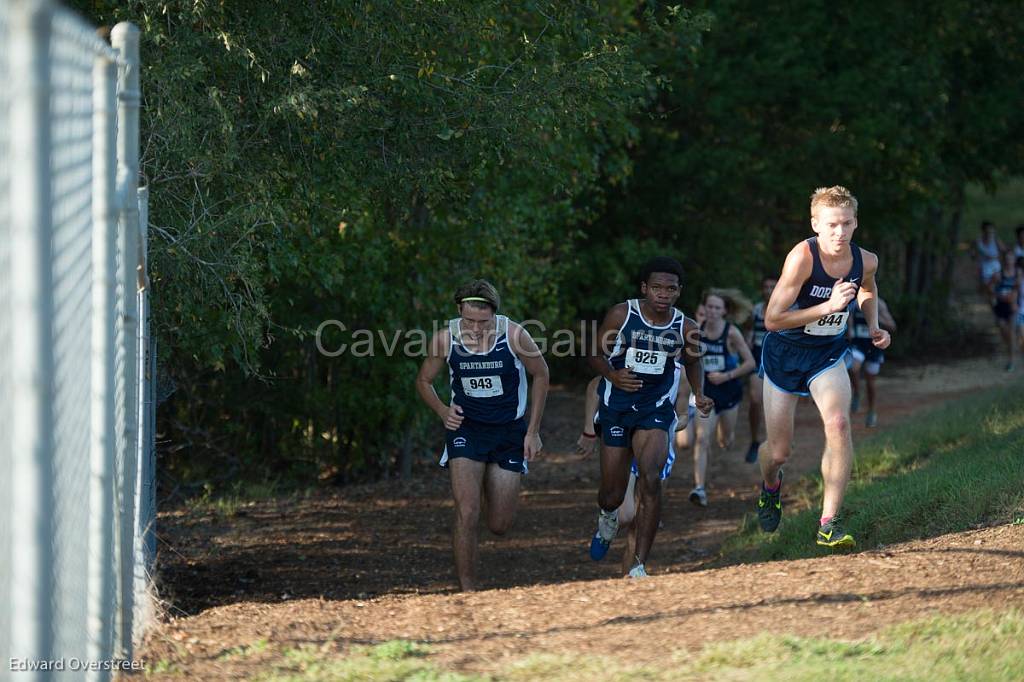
[674,303,706,453]
[690,289,755,507]
[745,276,777,463]
[975,221,1004,298]
[1012,225,1024,261]
[1017,255,1024,355]
[848,296,897,427]
[587,257,712,577]
[989,250,1021,372]
[577,366,692,574]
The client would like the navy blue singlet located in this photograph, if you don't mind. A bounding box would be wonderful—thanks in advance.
[447,315,526,425]
[776,237,863,347]
[601,299,687,411]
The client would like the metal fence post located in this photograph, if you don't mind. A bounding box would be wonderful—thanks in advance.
[111,20,141,660]
[86,48,119,679]
[132,184,155,646]
[8,0,57,673]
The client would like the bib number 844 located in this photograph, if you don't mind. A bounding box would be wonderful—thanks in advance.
[804,311,848,336]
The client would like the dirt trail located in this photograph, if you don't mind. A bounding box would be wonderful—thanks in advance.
[139,232,1024,678]
[144,524,1024,678]
[142,349,1022,677]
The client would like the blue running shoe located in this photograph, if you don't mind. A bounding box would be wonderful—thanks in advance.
[589,508,619,561]
[745,441,760,464]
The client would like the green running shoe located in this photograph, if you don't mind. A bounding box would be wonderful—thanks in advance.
[756,469,783,532]
[816,515,856,548]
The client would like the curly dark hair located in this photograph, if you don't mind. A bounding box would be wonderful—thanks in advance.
[638,257,684,287]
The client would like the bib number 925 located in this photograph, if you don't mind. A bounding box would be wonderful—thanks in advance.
[625,347,667,374]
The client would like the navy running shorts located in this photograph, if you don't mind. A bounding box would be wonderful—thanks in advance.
[593,410,677,480]
[993,301,1014,321]
[440,417,527,473]
[704,377,743,413]
[598,400,674,448]
[751,345,763,373]
[759,332,849,397]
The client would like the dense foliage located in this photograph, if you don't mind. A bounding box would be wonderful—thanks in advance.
[71,0,1023,487]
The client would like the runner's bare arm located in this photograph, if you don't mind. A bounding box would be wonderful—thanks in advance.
[576,375,602,456]
[415,330,464,429]
[726,324,756,379]
[674,362,692,431]
[582,375,601,433]
[877,297,897,333]
[765,242,857,331]
[855,252,891,350]
[681,317,713,415]
[587,303,642,392]
[510,323,549,460]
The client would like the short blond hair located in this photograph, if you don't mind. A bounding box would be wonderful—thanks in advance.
[810,185,858,218]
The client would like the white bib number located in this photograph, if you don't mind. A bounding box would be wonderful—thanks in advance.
[462,375,502,398]
[625,347,667,375]
[804,311,849,336]
[702,354,725,372]
[854,323,870,339]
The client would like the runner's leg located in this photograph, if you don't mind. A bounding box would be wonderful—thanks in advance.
[693,411,718,489]
[760,381,799,487]
[848,357,862,411]
[631,428,670,565]
[809,363,854,519]
[748,374,764,443]
[716,406,739,450]
[619,473,638,574]
[675,418,696,450]
[483,463,521,536]
[449,458,486,591]
[865,370,877,415]
[598,442,633,512]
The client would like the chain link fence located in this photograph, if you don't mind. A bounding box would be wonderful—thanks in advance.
[1,1,154,678]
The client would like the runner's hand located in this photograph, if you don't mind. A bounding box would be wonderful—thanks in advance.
[828,278,858,313]
[610,368,643,392]
[443,403,464,430]
[524,432,543,461]
[674,411,689,432]
[576,431,598,458]
[694,394,714,417]
[706,371,728,386]
[871,327,891,350]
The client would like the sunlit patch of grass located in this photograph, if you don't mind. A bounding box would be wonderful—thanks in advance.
[721,381,1024,562]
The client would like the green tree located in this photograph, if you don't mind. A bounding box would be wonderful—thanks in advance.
[72,0,708,484]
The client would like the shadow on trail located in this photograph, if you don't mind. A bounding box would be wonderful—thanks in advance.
[315,579,1024,649]
[156,458,742,615]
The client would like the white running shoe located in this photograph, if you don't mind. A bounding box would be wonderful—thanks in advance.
[589,508,620,561]
[628,562,648,578]
[689,486,708,508]
[598,507,619,541]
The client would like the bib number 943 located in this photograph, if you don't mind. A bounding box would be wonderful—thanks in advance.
[462,375,503,398]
